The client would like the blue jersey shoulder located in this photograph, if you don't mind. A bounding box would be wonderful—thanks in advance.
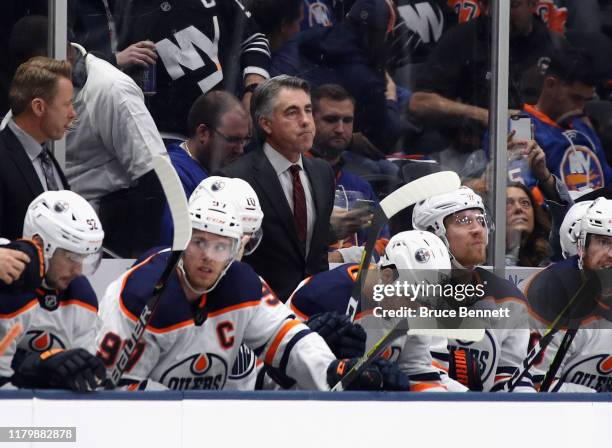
[121,252,263,329]
[291,263,357,318]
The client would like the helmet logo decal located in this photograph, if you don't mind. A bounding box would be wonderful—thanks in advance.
[53,200,69,213]
[211,180,225,192]
[415,248,431,263]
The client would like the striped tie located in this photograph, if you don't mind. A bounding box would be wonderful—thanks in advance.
[289,165,307,243]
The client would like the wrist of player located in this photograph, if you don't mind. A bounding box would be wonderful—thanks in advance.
[326,358,384,391]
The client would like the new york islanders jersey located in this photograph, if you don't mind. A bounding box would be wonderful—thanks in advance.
[114,0,270,134]
[524,104,612,193]
[96,250,335,391]
[430,268,533,391]
[286,263,446,391]
[526,256,612,392]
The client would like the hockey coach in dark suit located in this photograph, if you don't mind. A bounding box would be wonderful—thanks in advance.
[220,75,335,301]
[0,57,72,240]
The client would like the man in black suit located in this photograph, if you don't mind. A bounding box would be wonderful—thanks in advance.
[0,57,73,239]
[220,75,335,301]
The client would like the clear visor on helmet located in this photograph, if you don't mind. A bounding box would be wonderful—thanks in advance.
[449,209,494,232]
[243,227,263,256]
[188,234,240,262]
[55,247,103,276]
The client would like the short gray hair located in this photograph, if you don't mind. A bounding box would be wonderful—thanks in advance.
[251,75,311,140]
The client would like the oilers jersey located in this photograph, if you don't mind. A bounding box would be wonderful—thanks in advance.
[0,276,98,383]
[286,263,447,392]
[96,250,335,390]
[114,0,270,134]
[524,104,612,193]
[525,256,612,392]
[430,268,534,391]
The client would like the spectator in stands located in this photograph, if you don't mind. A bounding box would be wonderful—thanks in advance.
[271,0,401,153]
[409,0,564,160]
[6,16,168,258]
[248,0,304,52]
[0,57,72,240]
[220,75,335,301]
[523,49,612,195]
[113,0,270,137]
[310,84,381,248]
[68,0,158,70]
[506,182,551,267]
[159,90,251,246]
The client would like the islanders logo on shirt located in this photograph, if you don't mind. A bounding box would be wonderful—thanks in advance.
[307,1,333,27]
[559,142,605,192]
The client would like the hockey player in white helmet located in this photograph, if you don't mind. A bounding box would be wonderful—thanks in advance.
[527,197,612,392]
[190,176,264,258]
[559,200,593,259]
[412,186,534,391]
[96,196,395,391]
[1,190,106,391]
[281,230,459,391]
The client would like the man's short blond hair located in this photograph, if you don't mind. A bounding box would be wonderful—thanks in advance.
[9,57,72,116]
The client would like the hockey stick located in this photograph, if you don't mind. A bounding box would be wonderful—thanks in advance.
[539,327,578,392]
[106,155,191,388]
[504,272,599,392]
[331,319,484,391]
[345,171,461,321]
[0,322,23,357]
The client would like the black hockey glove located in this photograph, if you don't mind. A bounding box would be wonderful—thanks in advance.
[327,358,384,391]
[306,312,366,358]
[13,348,106,392]
[448,348,483,391]
[372,359,410,391]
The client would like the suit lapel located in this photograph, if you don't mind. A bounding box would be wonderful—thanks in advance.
[1,128,45,196]
[303,156,326,216]
[252,150,304,256]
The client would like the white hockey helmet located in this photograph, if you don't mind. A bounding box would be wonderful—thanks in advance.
[379,230,451,285]
[181,195,244,294]
[23,190,104,275]
[190,176,264,255]
[412,186,490,245]
[560,200,592,259]
[578,198,612,264]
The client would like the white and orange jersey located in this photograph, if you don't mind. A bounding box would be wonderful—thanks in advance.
[285,263,447,392]
[17,277,100,355]
[430,268,533,392]
[526,256,612,392]
[96,250,335,391]
[0,295,38,381]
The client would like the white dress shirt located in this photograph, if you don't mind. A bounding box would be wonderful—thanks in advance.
[263,143,316,256]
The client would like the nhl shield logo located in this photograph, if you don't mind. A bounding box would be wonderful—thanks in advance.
[42,294,58,310]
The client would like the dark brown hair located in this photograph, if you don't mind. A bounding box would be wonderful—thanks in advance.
[507,182,552,267]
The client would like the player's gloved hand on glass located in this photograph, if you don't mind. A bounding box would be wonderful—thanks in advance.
[13,348,106,392]
[306,312,366,358]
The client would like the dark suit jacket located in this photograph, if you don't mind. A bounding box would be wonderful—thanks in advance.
[0,127,69,239]
[219,148,335,301]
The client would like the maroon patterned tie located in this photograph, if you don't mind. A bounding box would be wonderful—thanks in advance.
[289,165,307,243]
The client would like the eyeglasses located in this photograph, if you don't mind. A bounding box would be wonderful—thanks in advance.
[211,127,251,147]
